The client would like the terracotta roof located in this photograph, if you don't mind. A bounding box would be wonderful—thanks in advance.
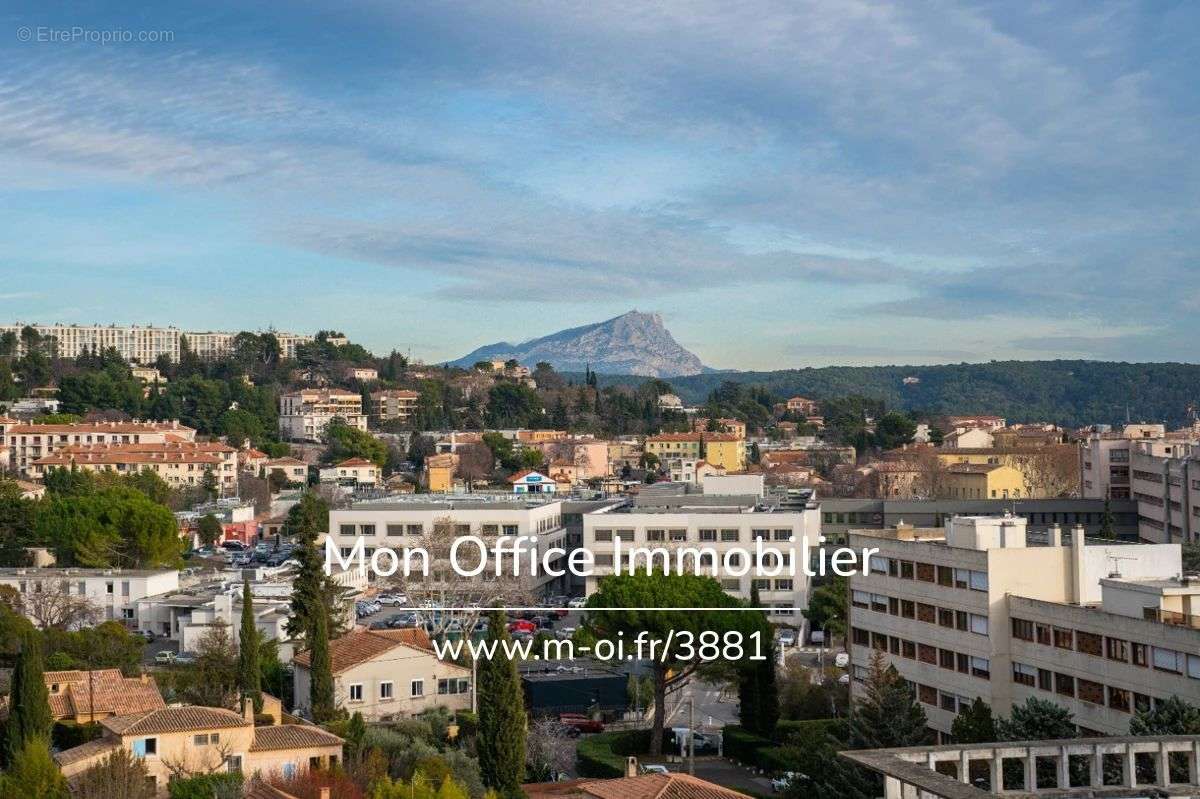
[245,781,302,799]
[336,457,376,467]
[242,448,270,459]
[34,450,224,467]
[292,627,441,674]
[370,389,419,399]
[250,724,344,752]
[49,441,236,454]
[54,737,119,767]
[702,432,743,442]
[647,433,703,443]
[7,421,193,435]
[0,415,19,424]
[100,706,250,736]
[267,457,307,466]
[44,670,166,719]
[508,469,551,483]
[527,774,752,799]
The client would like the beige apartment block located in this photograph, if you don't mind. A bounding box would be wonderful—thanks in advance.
[371,388,419,422]
[29,440,238,493]
[1,419,196,473]
[847,515,1182,738]
[278,389,367,442]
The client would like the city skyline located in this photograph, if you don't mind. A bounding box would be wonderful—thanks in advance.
[2,2,1197,369]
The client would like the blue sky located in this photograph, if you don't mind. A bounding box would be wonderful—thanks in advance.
[1,1,1197,370]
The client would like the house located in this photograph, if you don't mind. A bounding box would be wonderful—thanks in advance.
[509,469,558,494]
[265,457,309,485]
[644,432,702,462]
[701,432,746,472]
[944,462,1025,499]
[291,628,471,722]
[691,417,747,439]
[785,396,820,416]
[424,453,457,492]
[525,769,750,799]
[370,389,419,423]
[55,702,343,795]
[0,567,179,626]
[29,441,239,495]
[0,669,165,724]
[3,419,197,474]
[941,427,994,449]
[278,389,367,442]
[239,447,270,473]
[343,366,378,382]
[331,457,379,486]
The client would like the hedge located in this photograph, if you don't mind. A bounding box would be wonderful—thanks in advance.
[725,720,848,774]
[167,773,244,799]
[576,729,655,777]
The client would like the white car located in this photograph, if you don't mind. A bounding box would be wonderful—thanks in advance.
[834,652,850,668]
[776,629,797,647]
[378,594,408,607]
[567,597,587,608]
[640,764,670,775]
[772,772,803,792]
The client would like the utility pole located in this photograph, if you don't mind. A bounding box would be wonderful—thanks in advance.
[687,693,695,776]
[471,655,477,713]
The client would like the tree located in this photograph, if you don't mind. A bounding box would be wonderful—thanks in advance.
[737,584,778,737]
[0,737,68,799]
[166,773,243,799]
[484,383,543,429]
[407,435,437,469]
[1099,498,1117,539]
[872,412,916,450]
[582,572,751,755]
[197,514,223,548]
[951,698,996,743]
[14,581,101,630]
[324,418,387,467]
[525,719,575,782]
[72,750,155,799]
[0,481,38,566]
[997,697,1075,741]
[802,576,847,640]
[3,631,52,766]
[200,467,220,501]
[476,609,526,798]
[308,600,336,723]
[455,444,494,490]
[184,623,239,709]
[1130,696,1200,735]
[345,710,367,767]
[238,580,262,713]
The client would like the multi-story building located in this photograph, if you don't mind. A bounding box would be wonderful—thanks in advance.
[645,432,703,463]
[2,419,196,474]
[943,462,1025,500]
[370,389,419,423]
[323,457,380,486]
[292,628,471,722]
[702,432,746,472]
[581,479,819,619]
[54,702,344,794]
[692,418,748,439]
[786,396,820,416]
[0,567,179,625]
[28,441,238,493]
[327,495,571,598]
[1129,439,1200,544]
[0,323,320,363]
[1079,423,1167,500]
[846,515,1182,739]
[278,389,367,442]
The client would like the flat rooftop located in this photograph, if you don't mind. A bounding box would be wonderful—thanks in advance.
[0,567,176,578]
[344,495,560,511]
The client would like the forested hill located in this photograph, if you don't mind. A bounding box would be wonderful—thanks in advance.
[572,360,1200,428]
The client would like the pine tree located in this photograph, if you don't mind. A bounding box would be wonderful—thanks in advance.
[0,737,68,799]
[1099,498,1117,539]
[2,631,52,766]
[1130,696,1200,735]
[951,697,996,743]
[476,609,526,798]
[997,697,1075,741]
[308,603,336,723]
[345,711,366,765]
[238,579,262,713]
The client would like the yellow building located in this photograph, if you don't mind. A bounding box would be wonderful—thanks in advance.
[425,453,457,492]
[702,432,746,471]
[944,463,1024,499]
[645,432,703,462]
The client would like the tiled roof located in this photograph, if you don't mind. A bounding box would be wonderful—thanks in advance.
[336,457,375,467]
[292,628,439,674]
[267,457,307,466]
[245,781,302,799]
[527,774,752,799]
[100,706,250,736]
[8,421,193,435]
[34,450,225,467]
[647,433,703,443]
[54,737,119,767]
[250,724,344,751]
[44,670,166,719]
[702,433,743,442]
[508,469,550,483]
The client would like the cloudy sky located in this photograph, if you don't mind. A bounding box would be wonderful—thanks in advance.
[2,1,1196,369]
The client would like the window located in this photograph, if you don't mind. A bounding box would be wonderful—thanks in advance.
[340,524,356,536]
[1037,669,1052,692]
[386,524,404,536]
[852,627,869,646]
[721,529,740,542]
[968,571,988,591]
[406,524,424,536]
[939,649,955,670]
[774,579,793,591]
[917,644,936,664]
[1054,673,1075,697]
[1108,687,1131,713]
[380,681,393,700]
[134,737,157,757]
[969,614,988,635]
[1106,637,1129,662]
[349,684,364,702]
[1053,627,1073,649]
[915,562,935,582]
[970,657,990,679]
[869,555,888,575]
[194,734,214,745]
[1132,643,1149,667]
[900,600,915,619]
[226,755,242,773]
[916,603,936,624]
[870,594,888,613]
[1152,647,1185,674]
[851,590,870,609]
[901,640,916,659]
[1076,631,1102,657]
[773,529,792,541]
[698,529,716,542]
[594,530,613,542]
[1013,662,1036,687]
[899,561,914,580]
[937,608,954,628]
[940,692,958,712]
[871,633,887,651]
[438,678,470,695]
[936,566,953,587]
[918,684,937,705]
[360,524,376,537]
[411,679,424,697]
[953,569,969,589]
[1078,678,1104,705]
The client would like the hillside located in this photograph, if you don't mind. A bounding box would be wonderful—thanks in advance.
[570,360,1200,428]
[450,310,706,377]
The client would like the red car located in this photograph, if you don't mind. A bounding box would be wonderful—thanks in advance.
[559,714,604,734]
[508,620,537,634]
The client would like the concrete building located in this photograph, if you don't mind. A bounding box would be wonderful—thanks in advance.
[702,432,747,472]
[370,389,419,423]
[292,628,470,722]
[327,457,380,486]
[846,515,1183,738]
[327,495,571,598]
[1129,438,1200,544]
[942,427,995,449]
[645,432,703,463]
[265,457,309,484]
[278,389,367,442]
[0,567,179,626]
[424,453,457,492]
[0,323,318,364]
[29,440,238,494]
[2,419,196,474]
[1079,423,1169,501]
[54,702,343,795]
[943,463,1025,500]
[581,479,819,619]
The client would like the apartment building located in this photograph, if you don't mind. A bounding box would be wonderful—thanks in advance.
[1079,423,1168,500]
[0,323,318,363]
[278,389,368,442]
[2,419,196,473]
[292,628,471,722]
[702,432,746,471]
[581,478,819,619]
[370,388,419,423]
[325,457,380,486]
[645,432,703,462]
[0,567,179,625]
[943,463,1025,499]
[327,496,571,597]
[1128,438,1200,544]
[846,515,1180,738]
[28,440,238,493]
[54,702,343,794]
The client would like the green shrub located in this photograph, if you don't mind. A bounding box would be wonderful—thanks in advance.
[51,721,103,751]
[167,772,243,799]
[576,729,656,777]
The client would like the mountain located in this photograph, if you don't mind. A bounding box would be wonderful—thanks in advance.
[450,311,707,377]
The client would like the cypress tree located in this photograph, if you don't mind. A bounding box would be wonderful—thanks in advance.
[476,609,526,798]
[238,579,262,713]
[308,602,335,723]
[738,586,778,736]
[951,697,997,743]
[737,586,761,733]
[3,631,52,767]
[0,737,69,799]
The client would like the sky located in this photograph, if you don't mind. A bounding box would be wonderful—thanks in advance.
[1,1,1197,370]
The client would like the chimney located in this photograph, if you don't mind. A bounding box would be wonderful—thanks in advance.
[625,756,639,778]
[241,695,255,724]
[1048,523,1062,547]
[1070,524,1086,604]
[319,789,331,799]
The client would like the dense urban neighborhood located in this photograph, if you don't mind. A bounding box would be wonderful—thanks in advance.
[0,321,1197,799]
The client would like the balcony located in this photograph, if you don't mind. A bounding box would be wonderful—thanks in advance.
[1143,607,1200,629]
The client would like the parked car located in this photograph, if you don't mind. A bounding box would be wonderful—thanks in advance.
[776,629,797,647]
[508,620,537,634]
[154,650,175,664]
[641,765,670,775]
[173,653,195,665]
[559,714,604,734]
[834,652,850,668]
[555,626,576,640]
[378,594,408,607]
[138,630,155,642]
[221,540,246,551]
[567,597,587,609]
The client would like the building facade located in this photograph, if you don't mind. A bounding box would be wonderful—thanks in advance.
[0,567,179,626]
[278,389,368,442]
[2,419,196,474]
[371,389,419,423]
[0,323,318,364]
